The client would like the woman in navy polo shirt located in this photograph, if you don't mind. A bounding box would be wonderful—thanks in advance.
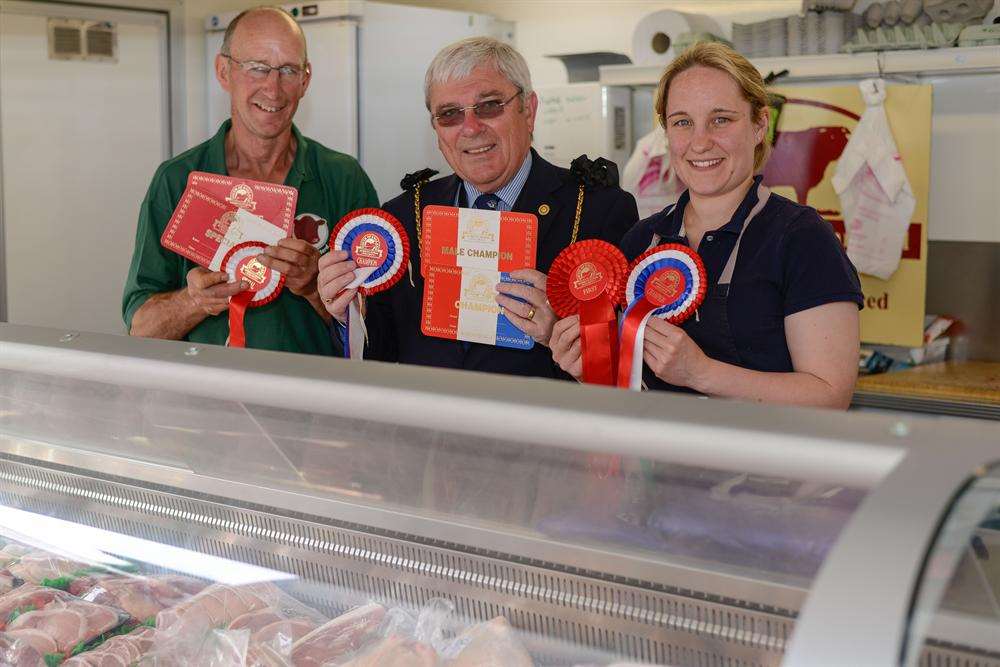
[551,43,863,409]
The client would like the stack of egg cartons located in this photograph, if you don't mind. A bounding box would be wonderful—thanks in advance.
[732,22,755,55]
[764,17,789,56]
[733,16,789,57]
[822,10,862,53]
[787,14,805,55]
[794,10,862,55]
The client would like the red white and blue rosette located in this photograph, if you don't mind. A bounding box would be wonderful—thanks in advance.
[222,241,285,348]
[617,243,707,390]
[330,208,410,359]
[547,240,627,386]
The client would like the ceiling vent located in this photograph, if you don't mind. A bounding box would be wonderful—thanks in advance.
[48,18,118,63]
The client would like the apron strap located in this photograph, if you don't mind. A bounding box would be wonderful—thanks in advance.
[644,203,676,252]
[719,183,771,286]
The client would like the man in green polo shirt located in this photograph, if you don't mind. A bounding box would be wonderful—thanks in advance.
[123,6,377,354]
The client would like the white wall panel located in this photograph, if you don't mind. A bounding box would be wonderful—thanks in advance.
[0,4,169,334]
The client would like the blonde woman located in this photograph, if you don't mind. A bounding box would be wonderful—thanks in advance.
[551,43,862,409]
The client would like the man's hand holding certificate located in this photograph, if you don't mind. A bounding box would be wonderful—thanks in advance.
[159,172,299,347]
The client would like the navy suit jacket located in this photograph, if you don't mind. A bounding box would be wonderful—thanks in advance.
[360,150,639,378]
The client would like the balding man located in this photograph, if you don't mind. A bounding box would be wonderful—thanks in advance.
[124,6,377,354]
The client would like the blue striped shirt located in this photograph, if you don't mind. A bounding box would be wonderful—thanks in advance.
[458,151,533,212]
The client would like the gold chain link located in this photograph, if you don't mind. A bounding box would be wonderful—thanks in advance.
[413,181,424,253]
[570,184,584,245]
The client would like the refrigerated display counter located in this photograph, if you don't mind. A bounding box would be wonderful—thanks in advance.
[0,323,996,666]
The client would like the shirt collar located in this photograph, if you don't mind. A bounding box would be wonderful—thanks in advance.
[654,175,765,239]
[461,151,533,211]
[204,119,311,186]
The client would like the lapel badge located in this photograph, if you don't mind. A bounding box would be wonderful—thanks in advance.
[538,203,551,216]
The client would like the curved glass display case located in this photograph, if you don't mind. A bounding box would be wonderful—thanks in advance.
[0,323,996,666]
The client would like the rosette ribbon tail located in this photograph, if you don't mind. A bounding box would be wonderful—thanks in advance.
[579,293,618,385]
[343,265,378,360]
[227,290,255,348]
[345,294,368,361]
[617,297,659,390]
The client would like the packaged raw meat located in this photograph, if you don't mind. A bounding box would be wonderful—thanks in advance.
[151,575,207,597]
[226,592,324,667]
[149,581,325,667]
[289,603,386,667]
[0,584,66,631]
[143,628,251,667]
[6,551,92,585]
[0,631,45,667]
[0,572,22,596]
[446,617,533,667]
[3,627,59,655]
[6,597,129,657]
[155,582,282,632]
[0,543,31,569]
[61,625,158,666]
[340,635,440,666]
[228,608,286,634]
[76,575,202,623]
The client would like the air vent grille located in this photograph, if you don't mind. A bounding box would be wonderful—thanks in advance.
[48,18,117,63]
[85,23,116,59]
[51,24,82,57]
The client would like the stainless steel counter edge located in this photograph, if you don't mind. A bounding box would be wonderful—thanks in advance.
[0,323,944,487]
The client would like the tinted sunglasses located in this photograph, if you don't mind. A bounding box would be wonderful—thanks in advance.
[432,90,522,127]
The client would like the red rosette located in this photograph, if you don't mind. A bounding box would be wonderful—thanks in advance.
[221,241,285,348]
[547,240,628,386]
[330,208,410,297]
[546,240,628,318]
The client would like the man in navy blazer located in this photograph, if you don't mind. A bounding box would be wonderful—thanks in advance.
[318,37,638,378]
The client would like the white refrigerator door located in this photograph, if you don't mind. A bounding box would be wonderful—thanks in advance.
[0,2,169,334]
[357,4,512,202]
[206,19,359,158]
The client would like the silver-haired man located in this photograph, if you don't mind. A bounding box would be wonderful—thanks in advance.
[317,37,638,378]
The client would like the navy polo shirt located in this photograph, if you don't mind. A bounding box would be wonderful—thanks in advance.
[620,179,863,376]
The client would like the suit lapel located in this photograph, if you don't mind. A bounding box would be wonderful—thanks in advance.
[511,150,567,248]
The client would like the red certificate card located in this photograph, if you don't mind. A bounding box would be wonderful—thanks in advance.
[160,187,233,267]
[187,172,297,234]
[420,205,536,276]
[160,172,297,268]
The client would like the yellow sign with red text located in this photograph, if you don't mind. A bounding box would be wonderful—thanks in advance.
[767,84,931,347]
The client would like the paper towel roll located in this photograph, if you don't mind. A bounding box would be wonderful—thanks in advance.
[986,0,1000,25]
[631,10,723,66]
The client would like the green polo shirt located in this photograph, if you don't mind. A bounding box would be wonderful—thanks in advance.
[123,121,378,355]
